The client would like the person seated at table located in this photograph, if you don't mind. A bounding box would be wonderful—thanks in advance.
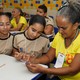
[0,12,14,55]
[26,0,80,80]
[10,7,28,31]
[36,4,55,42]
[13,15,50,61]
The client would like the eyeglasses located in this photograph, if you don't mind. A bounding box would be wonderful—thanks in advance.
[0,22,11,27]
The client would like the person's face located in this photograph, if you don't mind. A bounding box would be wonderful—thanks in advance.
[36,8,46,17]
[0,15,11,35]
[56,16,78,39]
[44,25,53,35]
[12,8,20,18]
[27,23,44,39]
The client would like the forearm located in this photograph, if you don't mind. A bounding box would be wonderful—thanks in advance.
[35,47,55,64]
[35,54,51,64]
[42,53,80,76]
[42,66,79,76]
[10,27,20,31]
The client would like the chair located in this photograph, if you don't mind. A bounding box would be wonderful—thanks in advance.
[54,27,58,35]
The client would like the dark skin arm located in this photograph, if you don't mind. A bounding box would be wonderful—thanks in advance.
[40,53,80,76]
[26,48,80,76]
[30,47,56,64]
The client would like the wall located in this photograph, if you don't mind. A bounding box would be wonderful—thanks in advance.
[0,0,67,26]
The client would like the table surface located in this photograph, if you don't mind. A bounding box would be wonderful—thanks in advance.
[0,54,47,80]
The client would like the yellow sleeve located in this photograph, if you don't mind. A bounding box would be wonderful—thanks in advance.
[19,16,27,25]
[50,32,60,48]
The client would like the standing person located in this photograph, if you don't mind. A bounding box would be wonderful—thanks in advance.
[11,7,28,31]
[26,0,80,80]
[13,15,50,61]
[0,12,14,55]
[36,4,55,42]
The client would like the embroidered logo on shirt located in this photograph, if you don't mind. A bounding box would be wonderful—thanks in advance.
[65,53,74,64]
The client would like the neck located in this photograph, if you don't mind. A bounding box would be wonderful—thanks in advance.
[65,29,79,47]
[0,33,9,39]
[15,16,20,23]
[71,29,79,41]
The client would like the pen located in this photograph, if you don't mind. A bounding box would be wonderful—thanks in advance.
[19,48,23,52]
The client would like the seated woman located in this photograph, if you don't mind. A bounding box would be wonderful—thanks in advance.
[10,7,28,31]
[13,15,50,61]
[26,0,80,80]
[0,12,14,55]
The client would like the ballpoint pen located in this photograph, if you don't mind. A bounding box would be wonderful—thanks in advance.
[19,48,23,53]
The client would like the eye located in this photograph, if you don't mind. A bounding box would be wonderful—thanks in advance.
[0,22,4,26]
[6,22,11,26]
[32,28,36,32]
[58,26,67,30]
[40,11,42,13]
[38,32,42,35]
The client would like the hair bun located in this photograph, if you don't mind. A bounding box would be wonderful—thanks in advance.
[67,0,80,13]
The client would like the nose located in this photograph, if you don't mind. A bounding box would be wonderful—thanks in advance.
[33,32,38,37]
[3,24,7,29]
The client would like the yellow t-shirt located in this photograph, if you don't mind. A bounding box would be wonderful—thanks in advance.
[51,32,80,80]
[11,16,27,31]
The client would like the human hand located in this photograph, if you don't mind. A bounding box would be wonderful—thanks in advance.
[28,51,38,63]
[22,52,38,63]
[22,54,30,61]
[26,63,45,73]
[14,52,23,61]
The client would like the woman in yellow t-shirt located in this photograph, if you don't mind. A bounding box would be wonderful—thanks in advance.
[11,7,28,31]
[26,0,80,80]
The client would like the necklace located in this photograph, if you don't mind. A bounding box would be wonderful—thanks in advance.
[64,29,79,48]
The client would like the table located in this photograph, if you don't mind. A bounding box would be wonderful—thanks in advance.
[0,54,47,80]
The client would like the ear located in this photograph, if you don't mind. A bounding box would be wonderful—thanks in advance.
[73,22,79,30]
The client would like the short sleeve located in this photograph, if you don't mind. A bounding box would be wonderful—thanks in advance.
[19,16,27,25]
[43,39,50,53]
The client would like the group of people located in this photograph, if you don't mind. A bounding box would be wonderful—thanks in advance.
[26,0,80,80]
[0,0,80,80]
[0,3,55,41]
